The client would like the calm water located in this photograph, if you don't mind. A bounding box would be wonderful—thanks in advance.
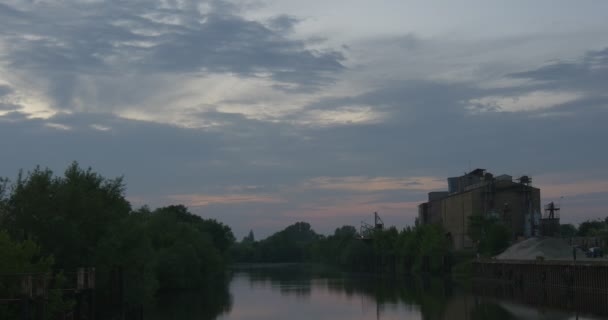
[149,264,606,320]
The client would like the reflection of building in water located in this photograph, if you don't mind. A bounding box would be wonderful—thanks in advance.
[418,169,542,250]
[472,280,608,319]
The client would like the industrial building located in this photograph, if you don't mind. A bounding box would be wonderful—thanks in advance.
[418,169,542,250]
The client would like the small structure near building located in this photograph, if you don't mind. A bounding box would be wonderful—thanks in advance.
[540,202,561,237]
[358,212,384,241]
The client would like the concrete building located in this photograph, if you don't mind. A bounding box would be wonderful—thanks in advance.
[418,169,541,250]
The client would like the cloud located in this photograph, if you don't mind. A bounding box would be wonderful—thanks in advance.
[467,90,581,113]
[508,47,608,93]
[44,122,72,130]
[302,176,446,192]
[0,84,13,97]
[0,84,23,112]
[0,0,345,115]
[266,14,301,34]
[168,193,284,207]
[537,175,608,199]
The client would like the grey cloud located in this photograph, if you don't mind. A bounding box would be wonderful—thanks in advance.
[0,85,21,111]
[295,62,608,179]
[0,103,21,111]
[0,111,28,121]
[508,47,608,92]
[0,0,345,110]
[0,85,13,96]
[147,15,344,83]
[2,73,607,237]
[267,15,300,34]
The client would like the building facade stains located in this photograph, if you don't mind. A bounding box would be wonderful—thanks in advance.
[418,169,541,250]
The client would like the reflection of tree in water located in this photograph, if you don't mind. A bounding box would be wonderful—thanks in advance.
[147,274,233,320]
[324,275,454,320]
[240,264,314,297]
[239,264,457,319]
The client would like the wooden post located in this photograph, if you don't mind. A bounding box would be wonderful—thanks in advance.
[77,268,85,292]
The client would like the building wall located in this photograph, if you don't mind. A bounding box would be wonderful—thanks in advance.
[441,190,481,250]
[418,203,429,224]
[439,183,540,250]
[427,199,442,225]
[492,186,541,238]
[420,171,542,250]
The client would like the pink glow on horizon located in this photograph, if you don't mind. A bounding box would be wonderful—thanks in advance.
[168,193,285,207]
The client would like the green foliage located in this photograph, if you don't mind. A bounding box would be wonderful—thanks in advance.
[0,231,72,319]
[147,206,226,290]
[577,219,608,237]
[5,163,131,268]
[0,230,54,274]
[308,225,373,270]
[560,224,578,238]
[232,222,452,274]
[242,230,255,243]
[258,222,319,262]
[468,215,510,256]
[0,163,236,312]
[418,224,449,256]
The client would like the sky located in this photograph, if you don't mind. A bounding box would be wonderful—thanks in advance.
[1,0,608,239]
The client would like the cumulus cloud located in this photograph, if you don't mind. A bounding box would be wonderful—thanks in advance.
[0,0,345,116]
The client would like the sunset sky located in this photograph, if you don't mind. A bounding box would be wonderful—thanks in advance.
[1,0,607,238]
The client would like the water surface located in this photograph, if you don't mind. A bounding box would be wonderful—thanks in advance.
[149,264,606,320]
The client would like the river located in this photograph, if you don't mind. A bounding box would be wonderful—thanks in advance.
[148,264,607,320]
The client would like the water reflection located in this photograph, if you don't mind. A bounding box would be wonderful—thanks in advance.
[224,265,448,320]
[148,264,607,320]
[147,274,233,320]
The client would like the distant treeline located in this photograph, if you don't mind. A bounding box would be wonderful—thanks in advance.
[0,163,235,318]
[561,219,608,239]
[230,215,541,273]
[231,222,470,274]
[231,217,608,273]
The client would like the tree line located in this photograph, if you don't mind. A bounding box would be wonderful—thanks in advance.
[560,219,608,239]
[0,163,235,318]
[231,222,484,274]
[231,214,515,274]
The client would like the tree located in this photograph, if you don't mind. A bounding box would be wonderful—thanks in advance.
[242,230,255,243]
[560,224,578,238]
[577,220,607,237]
[334,225,357,238]
[253,222,320,262]
[0,231,72,319]
[0,178,8,224]
[1,163,237,309]
[5,163,131,268]
[468,215,510,256]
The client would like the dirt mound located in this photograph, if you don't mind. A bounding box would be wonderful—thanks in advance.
[496,237,589,261]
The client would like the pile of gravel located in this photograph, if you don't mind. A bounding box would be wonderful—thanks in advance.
[496,237,590,261]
